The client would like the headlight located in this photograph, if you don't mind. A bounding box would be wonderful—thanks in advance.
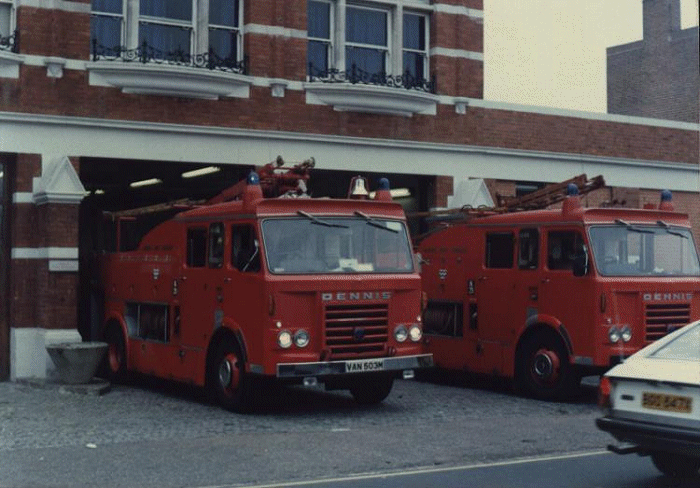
[608,326,621,344]
[277,330,292,349]
[620,325,632,343]
[394,325,408,343]
[294,329,310,348]
[408,324,422,342]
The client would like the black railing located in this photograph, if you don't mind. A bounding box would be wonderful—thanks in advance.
[308,62,436,94]
[0,29,19,54]
[91,39,248,75]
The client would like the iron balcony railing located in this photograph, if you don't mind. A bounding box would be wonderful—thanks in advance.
[0,29,19,54]
[91,39,248,75]
[308,62,436,94]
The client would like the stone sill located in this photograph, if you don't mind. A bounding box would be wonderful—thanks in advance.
[86,61,253,100]
[304,82,438,117]
[0,50,23,79]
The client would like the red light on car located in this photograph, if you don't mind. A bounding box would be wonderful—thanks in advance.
[598,376,612,409]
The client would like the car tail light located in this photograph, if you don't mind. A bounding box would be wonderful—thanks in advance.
[598,376,612,410]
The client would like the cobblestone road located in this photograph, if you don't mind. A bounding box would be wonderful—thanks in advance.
[0,373,610,487]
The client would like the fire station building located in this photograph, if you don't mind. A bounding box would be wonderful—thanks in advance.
[0,0,698,380]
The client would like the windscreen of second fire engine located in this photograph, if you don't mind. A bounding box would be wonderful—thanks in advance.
[589,225,700,277]
[261,217,414,274]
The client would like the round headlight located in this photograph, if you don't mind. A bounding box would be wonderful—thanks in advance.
[620,325,632,343]
[408,324,422,342]
[608,326,621,344]
[394,325,408,343]
[277,330,292,349]
[294,329,310,348]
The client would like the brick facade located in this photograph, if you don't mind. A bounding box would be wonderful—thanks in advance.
[10,155,80,332]
[607,0,700,123]
[0,0,697,380]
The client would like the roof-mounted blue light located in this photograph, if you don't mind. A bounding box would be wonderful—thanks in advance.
[247,171,260,185]
[661,189,672,202]
[378,178,390,190]
[566,183,579,196]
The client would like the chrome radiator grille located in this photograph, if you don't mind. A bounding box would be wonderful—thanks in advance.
[644,303,690,342]
[324,303,389,358]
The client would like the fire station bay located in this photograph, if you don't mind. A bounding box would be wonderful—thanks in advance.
[0,0,698,381]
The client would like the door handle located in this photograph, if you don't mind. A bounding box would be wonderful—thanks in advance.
[478,276,488,281]
[224,277,232,283]
[541,278,550,284]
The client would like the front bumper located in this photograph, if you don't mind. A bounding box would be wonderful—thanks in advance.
[277,353,433,379]
[596,415,700,456]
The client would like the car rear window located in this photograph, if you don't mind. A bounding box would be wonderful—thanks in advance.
[651,324,700,361]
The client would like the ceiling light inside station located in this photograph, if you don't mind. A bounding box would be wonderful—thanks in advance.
[129,178,162,188]
[181,166,221,179]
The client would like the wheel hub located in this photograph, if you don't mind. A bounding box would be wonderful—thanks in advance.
[218,353,240,390]
[532,348,560,382]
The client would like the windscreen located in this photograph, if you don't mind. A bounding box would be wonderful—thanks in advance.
[651,323,700,361]
[589,224,700,277]
[261,216,414,274]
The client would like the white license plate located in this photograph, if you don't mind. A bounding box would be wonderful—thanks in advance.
[345,359,385,373]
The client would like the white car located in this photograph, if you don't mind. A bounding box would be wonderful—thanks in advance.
[596,319,700,478]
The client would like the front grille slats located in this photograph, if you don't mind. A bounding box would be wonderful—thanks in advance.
[644,303,690,342]
[325,303,389,359]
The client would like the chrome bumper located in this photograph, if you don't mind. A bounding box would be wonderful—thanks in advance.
[276,354,433,378]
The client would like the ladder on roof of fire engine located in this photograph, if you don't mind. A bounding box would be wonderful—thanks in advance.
[103,156,315,219]
[409,174,606,223]
[497,174,605,211]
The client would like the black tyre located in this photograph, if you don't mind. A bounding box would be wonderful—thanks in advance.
[515,331,575,400]
[651,452,700,478]
[349,375,394,405]
[206,338,253,413]
[103,323,128,382]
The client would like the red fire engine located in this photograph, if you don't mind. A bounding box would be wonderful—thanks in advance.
[99,158,432,411]
[417,176,700,399]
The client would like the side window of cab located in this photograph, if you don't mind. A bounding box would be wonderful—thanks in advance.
[485,232,514,269]
[547,230,585,271]
[231,224,260,272]
[186,227,207,267]
[208,223,224,268]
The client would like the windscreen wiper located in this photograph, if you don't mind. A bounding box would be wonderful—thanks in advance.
[297,210,348,228]
[657,220,689,239]
[354,211,399,233]
[614,219,654,234]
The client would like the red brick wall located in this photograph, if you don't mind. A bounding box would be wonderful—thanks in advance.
[10,155,80,331]
[433,12,483,53]
[246,0,306,29]
[17,7,91,59]
[432,175,455,208]
[607,0,699,123]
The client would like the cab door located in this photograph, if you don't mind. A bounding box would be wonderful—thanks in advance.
[177,223,228,379]
[537,228,592,355]
[474,230,517,374]
[514,227,542,331]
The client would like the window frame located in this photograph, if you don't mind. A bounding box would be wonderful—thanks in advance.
[402,10,429,80]
[344,3,391,76]
[307,0,334,76]
[0,0,17,49]
[306,0,431,83]
[208,0,243,62]
[138,0,195,57]
[91,0,244,68]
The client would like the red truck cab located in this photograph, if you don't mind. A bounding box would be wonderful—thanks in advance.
[419,187,700,399]
[100,171,432,411]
